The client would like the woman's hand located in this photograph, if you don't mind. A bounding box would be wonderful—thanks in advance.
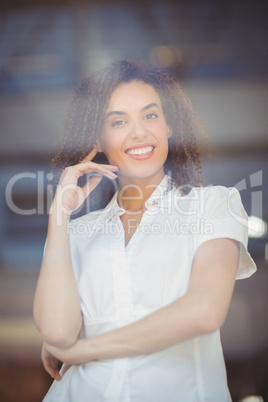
[41,342,63,381]
[43,339,92,369]
[41,341,80,380]
[52,148,119,215]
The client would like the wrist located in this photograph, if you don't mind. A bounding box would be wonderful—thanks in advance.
[49,200,71,228]
[66,339,95,365]
[78,338,95,363]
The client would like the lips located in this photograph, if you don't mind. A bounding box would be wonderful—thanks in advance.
[126,145,154,156]
[125,144,155,160]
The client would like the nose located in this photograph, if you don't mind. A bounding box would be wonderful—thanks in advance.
[129,119,148,139]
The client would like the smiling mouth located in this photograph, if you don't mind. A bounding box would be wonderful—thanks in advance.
[126,146,154,156]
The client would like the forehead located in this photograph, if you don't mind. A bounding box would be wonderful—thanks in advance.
[107,81,162,111]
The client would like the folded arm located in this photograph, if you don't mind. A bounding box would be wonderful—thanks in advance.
[44,238,239,374]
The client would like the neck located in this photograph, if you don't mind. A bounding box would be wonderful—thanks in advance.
[117,172,165,213]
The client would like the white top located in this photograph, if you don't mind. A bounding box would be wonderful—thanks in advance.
[43,175,256,402]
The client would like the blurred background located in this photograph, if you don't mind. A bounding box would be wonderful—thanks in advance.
[0,0,267,401]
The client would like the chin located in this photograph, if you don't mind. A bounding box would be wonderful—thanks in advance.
[118,166,165,181]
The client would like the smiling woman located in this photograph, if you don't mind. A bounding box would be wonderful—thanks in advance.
[97,81,171,186]
[33,60,256,402]
[51,60,204,197]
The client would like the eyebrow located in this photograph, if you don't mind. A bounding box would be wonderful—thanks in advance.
[106,103,159,118]
[142,102,159,111]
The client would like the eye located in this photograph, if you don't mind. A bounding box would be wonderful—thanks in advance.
[144,112,158,120]
[111,119,126,127]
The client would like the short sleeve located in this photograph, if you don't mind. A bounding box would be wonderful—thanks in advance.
[195,186,256,280]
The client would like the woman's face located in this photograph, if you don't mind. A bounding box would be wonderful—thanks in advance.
[98,81,171,183]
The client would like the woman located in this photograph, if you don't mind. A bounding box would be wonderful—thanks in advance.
[33,60,256,401]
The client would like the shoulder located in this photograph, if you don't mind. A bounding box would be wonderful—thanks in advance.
[176,184,240,203]
[177,185,245,221]
[187,185,239,198]
[186,185,241,206]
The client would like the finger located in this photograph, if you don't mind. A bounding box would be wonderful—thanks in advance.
[41,345,61,381]
[80,161,119,173]
[43,357,61,381]
[76,162,118,180]
[53,370,62,381]
[81,147,98,163]
[66,161,118,177]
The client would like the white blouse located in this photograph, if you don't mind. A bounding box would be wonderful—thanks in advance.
[43,175,256,402]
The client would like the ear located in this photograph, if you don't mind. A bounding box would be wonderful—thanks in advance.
[167,126,172,139]
[95,141,103,153]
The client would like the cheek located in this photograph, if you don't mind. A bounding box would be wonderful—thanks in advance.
[99,130,113,152]
[157,123,170,142]
[100,135,123,162]
[102,137,118,153]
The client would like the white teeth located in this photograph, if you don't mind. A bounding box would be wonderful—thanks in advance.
[127,146,154,155]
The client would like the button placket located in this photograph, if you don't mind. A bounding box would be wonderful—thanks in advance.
[105,215,131,401]
[109,215,131,323]
[104,358,129,401]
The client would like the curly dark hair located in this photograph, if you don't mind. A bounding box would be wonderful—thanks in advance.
[52,59,206,213]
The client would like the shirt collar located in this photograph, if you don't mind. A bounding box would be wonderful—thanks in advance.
[144,174,176,210]
[95,175,179,223]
